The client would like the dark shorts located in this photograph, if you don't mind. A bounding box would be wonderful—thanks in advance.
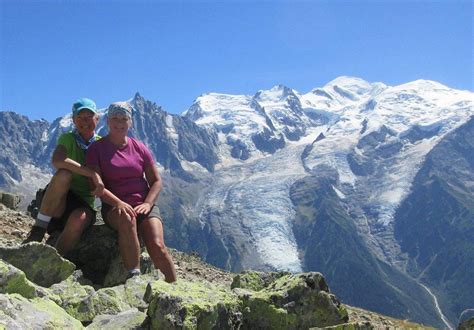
[47,189,96,234]
[101,203,162,228]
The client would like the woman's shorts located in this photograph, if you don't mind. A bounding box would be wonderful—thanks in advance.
[101,203,162,226]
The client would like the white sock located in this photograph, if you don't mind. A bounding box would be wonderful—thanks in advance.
[35,213,52,229]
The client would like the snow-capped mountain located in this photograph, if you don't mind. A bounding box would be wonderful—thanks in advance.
[1,77,472,327]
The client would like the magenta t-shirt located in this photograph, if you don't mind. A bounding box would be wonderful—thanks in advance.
[86,136,155,207]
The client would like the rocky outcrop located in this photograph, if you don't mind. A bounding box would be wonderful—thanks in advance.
[0,228,348,329]
[0,192,21,210]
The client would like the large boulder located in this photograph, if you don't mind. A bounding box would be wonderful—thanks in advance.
[0,242,75,287]
[145,280,242,329]
[237,272,348,329]
[59,224,119,285]
[0,293,83,329]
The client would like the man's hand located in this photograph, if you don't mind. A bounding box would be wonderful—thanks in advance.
[134,202,152,215]
[115,201,137,218]
[91,172,104,197]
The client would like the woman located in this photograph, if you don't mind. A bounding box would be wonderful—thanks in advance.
[86,102,176,282]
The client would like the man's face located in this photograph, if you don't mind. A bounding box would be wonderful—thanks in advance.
[73,109,99,138]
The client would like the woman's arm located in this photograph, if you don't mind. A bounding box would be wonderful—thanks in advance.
[87,164,137,217]
[134,164,162,214]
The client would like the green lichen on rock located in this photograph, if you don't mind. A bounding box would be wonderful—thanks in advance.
[46,272,156,323]
[122,272,160,310]
[87,308,147,329]
[0,242,75,287]
[0,293,83,329]
[146,280,241,329]
[231,270,266,291]
[0,260,37,298]
[231,270,290,291]
[240,272,348,329]
[47,274,97,322]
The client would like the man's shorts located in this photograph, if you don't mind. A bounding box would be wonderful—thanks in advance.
[101,203,162,227]
[47,189,96,234]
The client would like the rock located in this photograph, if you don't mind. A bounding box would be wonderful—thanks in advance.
[47,272,97,322]
[231,270,290,291]
[87,308,148,329]
[60,224,159,287]
[0,192,21,210]
[145,280,242,329]
[61,224,119,285]
[0,293,84,329]
[458,317,474,330]
[47,270,159,323]
[238,272,348,329]
[323,321,374,329]
[0,260,38,298]
[103,250,155,287]
[0,242,75,287]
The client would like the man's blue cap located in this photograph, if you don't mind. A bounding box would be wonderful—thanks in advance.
[72,98,98,115]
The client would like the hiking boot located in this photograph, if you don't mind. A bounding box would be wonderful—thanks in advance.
[23,226,46,244]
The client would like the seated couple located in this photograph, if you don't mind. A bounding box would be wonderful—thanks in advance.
[24,98,176,282]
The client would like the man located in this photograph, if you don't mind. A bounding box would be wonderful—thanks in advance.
[23,98,104,256]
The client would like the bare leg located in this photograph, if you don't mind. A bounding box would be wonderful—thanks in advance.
[106,209,140,271]
[23,169,72,243]
[55,208,93,256]
[139,217,177,283]
[40,169,72,218]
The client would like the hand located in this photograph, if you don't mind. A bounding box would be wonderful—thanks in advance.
[91,173,104,197]
[115,201,137,218]
[134,202,152,215]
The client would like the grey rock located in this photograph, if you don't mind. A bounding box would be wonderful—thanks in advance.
[87,308,148,329]
[0,242,75,287]
[0,293,84,329]
[0,191,21,210]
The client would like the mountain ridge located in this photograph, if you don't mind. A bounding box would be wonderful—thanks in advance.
[1,76,473,327]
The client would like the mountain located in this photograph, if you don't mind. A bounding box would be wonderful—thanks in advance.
[394,117,474,323]
[0,76,472,327]
[0,112,51,204]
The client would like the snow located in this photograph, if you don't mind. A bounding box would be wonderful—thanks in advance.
[164,113,179,144]
[186,76,473,270]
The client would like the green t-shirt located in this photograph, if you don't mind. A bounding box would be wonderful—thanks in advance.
[56,132,101,209]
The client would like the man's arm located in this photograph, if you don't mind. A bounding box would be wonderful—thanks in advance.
[52,145,104,196]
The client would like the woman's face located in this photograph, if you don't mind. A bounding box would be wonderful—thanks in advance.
[108,113,131,136]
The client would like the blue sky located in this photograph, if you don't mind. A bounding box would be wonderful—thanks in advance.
[1,0,472,122]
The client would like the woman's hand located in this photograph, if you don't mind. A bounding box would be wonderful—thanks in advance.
[134,202,152,215]
[115,201,137,218]
[91,172,105,197]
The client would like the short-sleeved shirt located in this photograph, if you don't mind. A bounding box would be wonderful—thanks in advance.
[85,136,155,207]
[57,132,101,209]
